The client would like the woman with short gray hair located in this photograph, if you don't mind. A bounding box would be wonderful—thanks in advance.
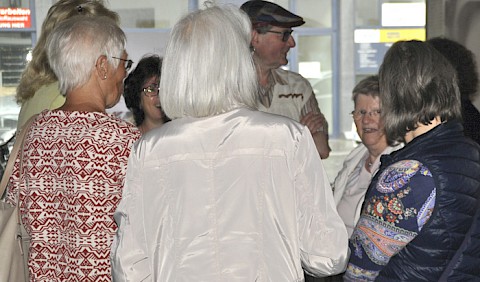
[15,0,119,130]
[5,15,140,281]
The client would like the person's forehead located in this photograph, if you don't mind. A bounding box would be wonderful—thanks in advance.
[355,93,380,105]
[269,25,293,31]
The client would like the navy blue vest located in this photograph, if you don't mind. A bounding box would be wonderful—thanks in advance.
[372,122,480,281]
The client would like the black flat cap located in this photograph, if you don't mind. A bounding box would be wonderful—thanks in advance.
[240,0,305,28]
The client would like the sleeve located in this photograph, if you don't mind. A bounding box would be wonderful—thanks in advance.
[294,127,350,277]
[300,91,323,117]
[332,144,368,205]
[111,141,152,282]
[374,163,437,281]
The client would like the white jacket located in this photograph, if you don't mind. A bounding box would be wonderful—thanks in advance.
[332,143,403,237]
[111,108,348,281]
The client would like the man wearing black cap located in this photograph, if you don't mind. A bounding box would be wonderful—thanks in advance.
[241,0,331,160]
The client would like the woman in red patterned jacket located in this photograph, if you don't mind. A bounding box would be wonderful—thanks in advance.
[6,16,140,281]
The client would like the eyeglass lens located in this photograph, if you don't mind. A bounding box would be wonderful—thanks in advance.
[266,30,293,42]
[112,56,133,71]
[125,60,133,71]
[281,30,292,41]
[143,84,159,97]
[351,110,381,120]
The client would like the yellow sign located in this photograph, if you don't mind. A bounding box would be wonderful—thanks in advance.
[379,28,425,43]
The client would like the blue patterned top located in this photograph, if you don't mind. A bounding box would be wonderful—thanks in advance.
[344,160,436,281]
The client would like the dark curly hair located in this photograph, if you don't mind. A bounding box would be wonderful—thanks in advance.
[123,54,163,126]
[427,37,479,101]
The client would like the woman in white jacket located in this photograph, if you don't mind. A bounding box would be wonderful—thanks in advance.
[333,76,402,238]
[110,4,349,281]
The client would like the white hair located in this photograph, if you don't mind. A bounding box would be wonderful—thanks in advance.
[160,4,258,118]
[46,16,126,95]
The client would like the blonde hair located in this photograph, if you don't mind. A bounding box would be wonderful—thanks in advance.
[15,0,118,104]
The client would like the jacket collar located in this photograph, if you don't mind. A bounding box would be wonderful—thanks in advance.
[381,121,464,167]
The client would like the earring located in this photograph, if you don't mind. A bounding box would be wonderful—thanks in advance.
[104,75,107,79]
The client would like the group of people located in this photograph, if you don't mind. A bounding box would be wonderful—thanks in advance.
[2,0,479,281]
[341,40,480,281]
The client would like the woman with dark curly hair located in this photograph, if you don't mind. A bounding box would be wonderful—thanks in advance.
[123,54,169,134]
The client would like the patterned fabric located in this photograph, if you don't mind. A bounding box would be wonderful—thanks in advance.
[6,110,140,282]
[373,122,480,280]
[333,144,403,238]
[344,160,436,281]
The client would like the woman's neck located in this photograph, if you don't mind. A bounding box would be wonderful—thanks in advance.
[59,100,105,113]
[59,84,107,113]
[139,118,164,134]
[404,117,442,143]
[365,151,381,172]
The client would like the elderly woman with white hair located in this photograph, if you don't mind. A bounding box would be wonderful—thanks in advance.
[111,4,348,281]
[5,15,140,281]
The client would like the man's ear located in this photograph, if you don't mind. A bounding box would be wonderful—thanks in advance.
[95,55,108,80]
[251,29,260,46]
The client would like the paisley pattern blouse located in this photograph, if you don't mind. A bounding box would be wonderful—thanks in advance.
[344,160,436,281]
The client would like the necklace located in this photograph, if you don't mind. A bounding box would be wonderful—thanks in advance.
[366,155,377,171]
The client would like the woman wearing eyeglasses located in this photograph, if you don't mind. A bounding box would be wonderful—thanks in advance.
[15,0,120,131]
[5,16,140,281]
[333,75,403,238]
[123,54,169,134]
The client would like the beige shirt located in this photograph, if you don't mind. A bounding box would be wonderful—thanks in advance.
[257,68,321,121]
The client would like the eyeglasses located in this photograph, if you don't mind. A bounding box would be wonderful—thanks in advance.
[143,83,160,97]
[112,57,134,71]
[266,30,293,42]
[350,109,381,120]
